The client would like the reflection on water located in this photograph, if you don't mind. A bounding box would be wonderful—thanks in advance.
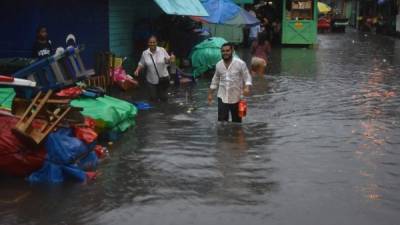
[280,47,317,77]
[1,31,400,225]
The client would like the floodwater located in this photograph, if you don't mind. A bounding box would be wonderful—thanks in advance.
[1,30,400,225]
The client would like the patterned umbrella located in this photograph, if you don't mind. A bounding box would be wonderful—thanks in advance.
[191,0,259,26]
[224,7,260,26]
[318,2,331,14]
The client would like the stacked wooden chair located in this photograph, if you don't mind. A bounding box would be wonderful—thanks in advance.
[87,52,115,94]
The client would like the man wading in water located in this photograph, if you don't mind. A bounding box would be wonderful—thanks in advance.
[207,43,252,123]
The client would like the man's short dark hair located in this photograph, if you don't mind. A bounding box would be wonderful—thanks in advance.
[36,26,47,34]
[148,35,158,42]
[221,42,233,50]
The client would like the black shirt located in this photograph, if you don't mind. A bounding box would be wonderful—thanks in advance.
[32,40,53,58]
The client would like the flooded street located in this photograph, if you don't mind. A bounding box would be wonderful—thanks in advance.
[1,30,400,225]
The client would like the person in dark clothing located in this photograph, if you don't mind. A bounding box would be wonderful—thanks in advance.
[32,26,53,58]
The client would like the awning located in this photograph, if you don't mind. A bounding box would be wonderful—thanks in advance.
[153,0,209,17]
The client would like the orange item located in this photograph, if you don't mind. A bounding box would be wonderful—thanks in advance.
[74,127,98,144]
[86,171,97,180]
[238,100,247,118]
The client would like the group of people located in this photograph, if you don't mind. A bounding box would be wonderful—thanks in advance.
[32,27,255,124]
[134,35,253,124]
[246,3,281,77]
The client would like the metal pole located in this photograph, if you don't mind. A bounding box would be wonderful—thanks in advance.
[356,0,360,29]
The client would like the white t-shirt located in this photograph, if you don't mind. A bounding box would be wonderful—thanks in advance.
[138,47,170,85]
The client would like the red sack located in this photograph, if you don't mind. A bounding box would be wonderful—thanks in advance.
[56,87,83,98]
[84,117,96,129]
[74,127,98,144]
[0,116,46,176]
[74,117,98,144]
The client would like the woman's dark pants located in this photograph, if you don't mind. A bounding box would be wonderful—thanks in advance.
[148,82,168,102]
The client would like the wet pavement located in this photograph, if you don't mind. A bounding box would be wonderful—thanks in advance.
[1,30,400,225]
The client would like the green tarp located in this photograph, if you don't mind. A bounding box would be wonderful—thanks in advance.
[154,0,209,16]
[190,37,227,77]
[71,95,137,133]
[0,88,15,110]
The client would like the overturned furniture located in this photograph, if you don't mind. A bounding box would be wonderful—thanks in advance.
[12,90,83,145]
[87,51,115,93]
[12,47,95,98]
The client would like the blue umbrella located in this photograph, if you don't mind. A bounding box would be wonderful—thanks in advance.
[199,0,240,23]
[193,0,259,26]
[224,7,260,26]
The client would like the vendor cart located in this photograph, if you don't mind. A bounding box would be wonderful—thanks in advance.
[282,0,318,45]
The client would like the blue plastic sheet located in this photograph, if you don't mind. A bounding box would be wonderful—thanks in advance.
[46,128,88,164]
[28,128,98,183]
[132,101,153,110]
[28,163,86,183]
[78,151,98,171]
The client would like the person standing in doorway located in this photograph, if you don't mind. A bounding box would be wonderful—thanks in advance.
[248,23,261,48]
[248,6,261,47]
[32,26,53,58]
[207,43,252,123]
[134,35,175,102]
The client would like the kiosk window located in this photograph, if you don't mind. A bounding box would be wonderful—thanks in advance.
[286,0,314,20]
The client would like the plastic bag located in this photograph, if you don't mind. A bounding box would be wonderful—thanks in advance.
[112,67,138,91]
[28,128,97,183]
[74,127,98,144]
[45,128,88,164]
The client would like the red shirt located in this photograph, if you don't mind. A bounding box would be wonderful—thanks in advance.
[251,41,271,62]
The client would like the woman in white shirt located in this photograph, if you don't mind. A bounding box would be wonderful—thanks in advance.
[134,35,175,102]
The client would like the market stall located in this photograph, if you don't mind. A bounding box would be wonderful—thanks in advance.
[282,0,318,45]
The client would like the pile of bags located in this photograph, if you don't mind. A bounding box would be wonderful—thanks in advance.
[0,86,138,183]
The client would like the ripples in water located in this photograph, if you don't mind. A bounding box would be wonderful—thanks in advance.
[2,31,400,225]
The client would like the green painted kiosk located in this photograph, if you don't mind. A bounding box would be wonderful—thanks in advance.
[282,0,318,45]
